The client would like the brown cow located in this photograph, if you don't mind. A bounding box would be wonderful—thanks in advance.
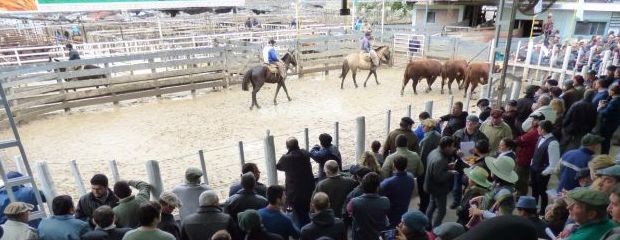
[401,59,442,95]
[462,62,502,98]
[441,59,468,95]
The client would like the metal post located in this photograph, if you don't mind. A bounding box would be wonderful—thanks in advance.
[495,0,518,107]
[599,50,611,75]
[512,40,521,74]
[35,162,57,209]
[381,0,385,41]
[510,80,522,101]
[407,105,412,118]
[69,160,87,196]
[448,95,454,114]
[264,134,278,186]
[198,150,209,185]
[238,141,246,167]
[559,46,572,82]
[465,88,472,113]
[13,156,27,175]
[523,39,534,82]
[385,110,391,137]
[108,160,120,183]
[334,122,340,149]
[145,160,163,200]
[355,116,366,161]
[424,101,433,118]
[304,128,309,150]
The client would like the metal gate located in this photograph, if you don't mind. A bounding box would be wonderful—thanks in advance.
[393,33,425,65]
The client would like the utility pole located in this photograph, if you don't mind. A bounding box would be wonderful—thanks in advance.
[485,0,506,100]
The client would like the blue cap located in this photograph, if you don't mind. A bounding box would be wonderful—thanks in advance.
[401,210,428,233]
[516,196,537,210]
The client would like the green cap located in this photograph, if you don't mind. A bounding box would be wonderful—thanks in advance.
[567,188,609,207]
[185,167,203,183]
[597,165,620,177]
[581,133,605,146]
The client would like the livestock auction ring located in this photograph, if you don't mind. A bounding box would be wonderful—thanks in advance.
[7,67,458,199]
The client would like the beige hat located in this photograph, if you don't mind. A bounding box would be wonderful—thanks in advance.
[4,202,33,215]
[160,191,182,208]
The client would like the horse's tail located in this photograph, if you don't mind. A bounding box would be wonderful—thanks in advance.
[340,59,349,79]
[242,69,252,91]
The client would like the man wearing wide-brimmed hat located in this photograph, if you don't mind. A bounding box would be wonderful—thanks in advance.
[456,166,491,225]
[564,188,615,240]
[469,156,518,220]
[0,202,37,240]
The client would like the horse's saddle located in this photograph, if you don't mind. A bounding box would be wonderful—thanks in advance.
[265,64,278,74]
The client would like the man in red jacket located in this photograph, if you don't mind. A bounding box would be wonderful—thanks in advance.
[515,113,545,197]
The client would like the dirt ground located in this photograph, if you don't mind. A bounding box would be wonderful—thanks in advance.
[4,67,486,200]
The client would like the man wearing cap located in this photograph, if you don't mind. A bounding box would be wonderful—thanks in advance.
[480,109,513,155]
[597,165,620,194]
[173,167,212,221]
[470,156,519,220]
[515,196,549,239]
[515,112,544,196]
[451,114,488,209]
[383,117,420,157]
[432,222,465,240]
[395,210,432,240]
[0,202,37,240]
[562,90,598,152]
[516,85,539,130]
[361,32,379,68]
[262,39,286,78]
[439,101,469,137]
[557,134,604,193]
[0,171,45,228]
[158,191,182,239]
[75,174,119,223]
[565,188,616,240]
[457,166,491,225]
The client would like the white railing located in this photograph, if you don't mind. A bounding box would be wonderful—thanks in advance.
[393,33,426,65]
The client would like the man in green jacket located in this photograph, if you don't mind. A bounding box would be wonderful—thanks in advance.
[566,188,616,240]
[112,180,153,228]
[382,134,424,179]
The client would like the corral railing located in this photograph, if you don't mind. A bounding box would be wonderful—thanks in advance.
[0,34,365,122]
[0,26,350,67]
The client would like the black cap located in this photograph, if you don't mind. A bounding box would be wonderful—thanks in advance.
[401,117,414,125]
[608,65,617,71]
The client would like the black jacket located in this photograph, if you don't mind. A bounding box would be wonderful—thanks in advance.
[224,190,268,225]
[75,190,119,222]
[81,227,132,240]
[516,96,535,123]
[181,206,240,240]
[158,212,181,240]
[300,209,345,240]
[563,99,597,136]
[276,149,316,202]
[314,175,358,218]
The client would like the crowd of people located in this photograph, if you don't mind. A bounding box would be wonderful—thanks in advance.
[515,14,619,73]
[1,66,620,240]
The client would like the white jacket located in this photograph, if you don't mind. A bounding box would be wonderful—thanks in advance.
[521,105,557,132]
[0,220,38,240]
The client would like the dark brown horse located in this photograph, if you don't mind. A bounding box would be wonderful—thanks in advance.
[242,51,297,109]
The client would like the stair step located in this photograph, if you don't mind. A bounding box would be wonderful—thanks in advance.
[4,175,33,187]
[28,210,46,221]
[0,139,18,149]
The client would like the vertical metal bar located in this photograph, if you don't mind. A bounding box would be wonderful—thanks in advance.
[425,101,434,118]
[198,150,209,185]
[69,160,87,196]
[238,141,246,167]
[264,135,278,186]
[334,122,340,149]
[407,104,412,118]
[145,160,163,200]
[304,128,310,150]
[385,110,391,138]
[108,160,120,183]
[355,116,366,161]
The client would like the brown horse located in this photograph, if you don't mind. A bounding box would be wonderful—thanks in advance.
[339,46,391,89]
[462,62,502,98]
[401,59,442,95]
[242,51,297,109]
[441,59,468,95]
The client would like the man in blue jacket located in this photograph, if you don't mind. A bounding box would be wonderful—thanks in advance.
[597,83,620,154]
[556,133,603,192]
[262,39,286,78]
[592,78,611,106]
[0,171,45,228]
[360,32,378,69]
[379,156,415,228]
[310,133,342,179]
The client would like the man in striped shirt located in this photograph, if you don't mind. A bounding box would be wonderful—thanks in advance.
[75,174,119,224]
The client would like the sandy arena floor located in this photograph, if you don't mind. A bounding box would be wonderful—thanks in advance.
[4,67,484,199]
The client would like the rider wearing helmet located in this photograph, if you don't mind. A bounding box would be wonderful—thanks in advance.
[361,32,378,69]
[262,39,286,78]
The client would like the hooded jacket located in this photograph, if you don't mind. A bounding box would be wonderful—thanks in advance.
[300,209,345,240]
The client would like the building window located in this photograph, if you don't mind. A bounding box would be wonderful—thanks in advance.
[574,21,607,35]
[426,11,436,23]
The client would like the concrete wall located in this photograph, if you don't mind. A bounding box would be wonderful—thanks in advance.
[412,5,465,27]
